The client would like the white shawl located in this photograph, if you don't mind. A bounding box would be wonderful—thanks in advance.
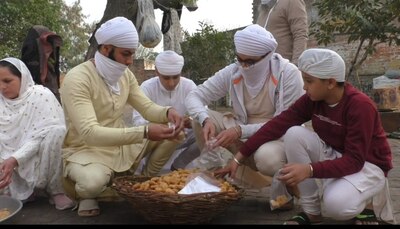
[0,58,66,199]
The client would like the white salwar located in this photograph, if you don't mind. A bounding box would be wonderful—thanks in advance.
[283,126,396,224]
[0,58,66,201]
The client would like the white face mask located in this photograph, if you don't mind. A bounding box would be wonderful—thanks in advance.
[238,53,272,98]
[94,51,128,95]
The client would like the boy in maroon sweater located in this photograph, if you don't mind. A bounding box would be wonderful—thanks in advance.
[216,48,395,225]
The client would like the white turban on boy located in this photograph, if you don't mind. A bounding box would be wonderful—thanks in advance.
[95,16,139,49]
[234,24,277,56]
[298,48,346,82]
[155,50,184,76]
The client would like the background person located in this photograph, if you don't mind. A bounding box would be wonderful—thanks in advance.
[256,0,308,65]
[0,57,74,210]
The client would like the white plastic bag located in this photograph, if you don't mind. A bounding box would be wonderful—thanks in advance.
[373,75,400,89]
[178,172,221,194]
[136,0,162,48]
[269,169,293,211]
[189,138,232,171]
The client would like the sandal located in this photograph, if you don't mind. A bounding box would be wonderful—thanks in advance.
[49,194,76,210]
[77,199,100,217]
[353,209,390,225]
[283,212,323,225]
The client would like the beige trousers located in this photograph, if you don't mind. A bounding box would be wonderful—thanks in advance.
[63,139,180,200]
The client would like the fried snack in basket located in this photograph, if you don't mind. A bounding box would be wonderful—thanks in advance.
[131,169,238,194]
[112,169,244,224]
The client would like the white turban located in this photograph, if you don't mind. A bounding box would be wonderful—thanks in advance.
[234,24,277,56]
[155,50,184,76]
[298,48,346,82]
[95,16,139,49]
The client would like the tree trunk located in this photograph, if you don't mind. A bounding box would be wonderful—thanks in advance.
[85,0,139,60]
[85,0,197,59]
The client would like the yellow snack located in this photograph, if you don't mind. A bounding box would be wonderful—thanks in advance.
[270,195,289,209]
[129,169,238,194]
[0,208,10,220]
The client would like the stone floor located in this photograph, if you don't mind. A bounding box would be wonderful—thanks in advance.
[3,138,400,225]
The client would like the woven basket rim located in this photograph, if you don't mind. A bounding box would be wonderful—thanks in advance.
[111,175,244,224]
[112,175,244,199]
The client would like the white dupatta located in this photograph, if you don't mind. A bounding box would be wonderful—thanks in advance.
[0,58,66,200]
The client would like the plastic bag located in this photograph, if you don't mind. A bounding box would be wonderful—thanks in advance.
[269,169,293,211]
[373,75,400,89]
[189,138,232,171]
[139,15,162,48]
[136,0,162,48]
[178,171,221,194]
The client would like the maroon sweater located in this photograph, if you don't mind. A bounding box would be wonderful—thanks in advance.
[240,83,393,178]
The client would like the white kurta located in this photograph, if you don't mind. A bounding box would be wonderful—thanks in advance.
[132,77,197,123]
[186,53,305,139]
[0,58,66,200]
[132,76,197,149]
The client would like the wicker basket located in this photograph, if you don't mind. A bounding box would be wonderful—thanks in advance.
[112,175,244,224]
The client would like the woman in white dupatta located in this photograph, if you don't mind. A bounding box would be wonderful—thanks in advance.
[0,57,74,210]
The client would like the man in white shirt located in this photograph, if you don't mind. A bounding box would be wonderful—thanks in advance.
[133,50,200,171]
[186,25,305,207]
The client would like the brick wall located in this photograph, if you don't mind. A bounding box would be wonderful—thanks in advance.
[129,59,155,85]
[308,36,400,77]
[308,35,400,95]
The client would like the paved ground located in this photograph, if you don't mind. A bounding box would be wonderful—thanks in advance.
[3,138,400,225]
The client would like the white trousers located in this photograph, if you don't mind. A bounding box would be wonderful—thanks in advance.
[0,126,66,200]
[284,126,394,222]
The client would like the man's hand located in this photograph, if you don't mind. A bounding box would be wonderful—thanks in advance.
[147,123,177,141]
[214,152,245,179]
[183,115,192,129]
[278,163,311,187]
[167,108,184,134]
[202,118,216,143]
[213,127,240,149]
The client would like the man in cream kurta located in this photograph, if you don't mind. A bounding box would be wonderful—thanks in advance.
[60,17,184,217]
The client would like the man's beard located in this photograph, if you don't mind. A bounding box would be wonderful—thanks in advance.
[108,47,116,61]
